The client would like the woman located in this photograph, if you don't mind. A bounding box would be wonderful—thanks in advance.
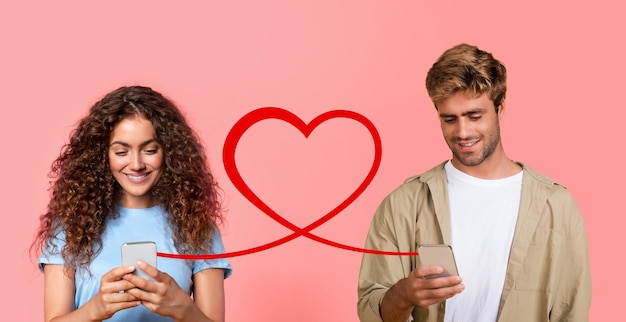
[31,85,232,322]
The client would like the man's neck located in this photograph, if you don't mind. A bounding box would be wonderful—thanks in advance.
[451,151,522,179]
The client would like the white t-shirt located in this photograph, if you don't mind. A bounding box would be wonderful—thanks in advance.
[444,161,522,322]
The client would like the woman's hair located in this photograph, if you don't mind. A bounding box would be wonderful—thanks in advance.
[31,85,223,270]
[425,43,507,110]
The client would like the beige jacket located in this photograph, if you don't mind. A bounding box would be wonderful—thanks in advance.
[357,162,591,322]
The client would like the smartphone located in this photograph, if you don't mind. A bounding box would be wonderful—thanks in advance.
[417,244,459,279]
[121,241,157,281]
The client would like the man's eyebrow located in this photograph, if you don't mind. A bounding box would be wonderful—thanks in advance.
[461,108,486,116]
[439,108,486,118]
[109,139,158,147]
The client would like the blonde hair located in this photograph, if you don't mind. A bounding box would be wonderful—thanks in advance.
[425,43,507,110]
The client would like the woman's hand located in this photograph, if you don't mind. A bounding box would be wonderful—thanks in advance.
[89,265,142,320]
[123,261,197,321]
[43,264,140,322]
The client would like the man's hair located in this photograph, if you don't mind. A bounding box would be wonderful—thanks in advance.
[425,43,507,110]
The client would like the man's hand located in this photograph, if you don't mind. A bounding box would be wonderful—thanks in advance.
[380,265,464,322]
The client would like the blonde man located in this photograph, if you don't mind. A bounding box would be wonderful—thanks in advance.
[357,44,591,322]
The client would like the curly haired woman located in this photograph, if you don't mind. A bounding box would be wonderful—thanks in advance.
[31,85,232,322]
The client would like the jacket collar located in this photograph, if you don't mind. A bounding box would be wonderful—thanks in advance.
[410,160,561,314]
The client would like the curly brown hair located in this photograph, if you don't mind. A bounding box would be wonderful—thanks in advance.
[31,85,223,271]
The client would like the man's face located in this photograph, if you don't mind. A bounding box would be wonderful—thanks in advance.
[437,91,503,170]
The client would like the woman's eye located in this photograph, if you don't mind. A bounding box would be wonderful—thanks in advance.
[114,151,128,156]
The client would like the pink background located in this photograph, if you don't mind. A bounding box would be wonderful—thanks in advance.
[2,1,623,320]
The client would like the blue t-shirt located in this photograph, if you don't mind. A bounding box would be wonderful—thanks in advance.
[39,205,232,321]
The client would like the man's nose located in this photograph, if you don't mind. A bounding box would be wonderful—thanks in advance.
[455,118,471,138]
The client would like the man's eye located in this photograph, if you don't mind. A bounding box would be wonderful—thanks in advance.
[469,115,481,121]
[444,119,455,123]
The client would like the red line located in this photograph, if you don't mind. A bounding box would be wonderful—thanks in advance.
[157,108,419,260]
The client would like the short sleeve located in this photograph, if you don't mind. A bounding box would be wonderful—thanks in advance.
[192,229,233,278]
[37,231,67,272]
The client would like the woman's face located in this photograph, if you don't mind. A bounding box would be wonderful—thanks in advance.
[108,115,164,208]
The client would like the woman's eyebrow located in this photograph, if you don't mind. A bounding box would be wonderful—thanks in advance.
[109,138,158,147]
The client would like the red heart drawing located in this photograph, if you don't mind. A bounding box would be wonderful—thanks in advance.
[158,107,418,259]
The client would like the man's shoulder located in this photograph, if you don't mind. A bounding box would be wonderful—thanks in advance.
[381,162,447,200]
[519,162,577,203]
[519,162,567,189]
[390,161,574,196]
[519,162,554,183]
[402,161,447,184]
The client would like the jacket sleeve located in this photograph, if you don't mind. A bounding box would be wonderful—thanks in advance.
[550,190,592,321]
[357,194,416,322]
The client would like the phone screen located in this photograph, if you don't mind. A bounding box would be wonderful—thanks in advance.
[121,241,157,281]
[417,244,459,279]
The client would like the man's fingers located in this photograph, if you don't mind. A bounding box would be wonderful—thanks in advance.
[412,266,462,288]
[413,265,445,279]
[410,281,465,308]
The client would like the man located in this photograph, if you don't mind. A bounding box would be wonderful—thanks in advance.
[357,43,591,322]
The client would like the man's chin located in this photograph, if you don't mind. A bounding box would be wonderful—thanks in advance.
[453,153,485,167]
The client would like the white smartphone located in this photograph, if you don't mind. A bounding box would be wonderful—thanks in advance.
[121,241,157,281]
[417,244,459,279]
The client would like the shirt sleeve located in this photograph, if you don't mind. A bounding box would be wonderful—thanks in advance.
[357,194,416,322]
[192,228,233,279]
[550,190,592,321]
[37,231,67,272]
